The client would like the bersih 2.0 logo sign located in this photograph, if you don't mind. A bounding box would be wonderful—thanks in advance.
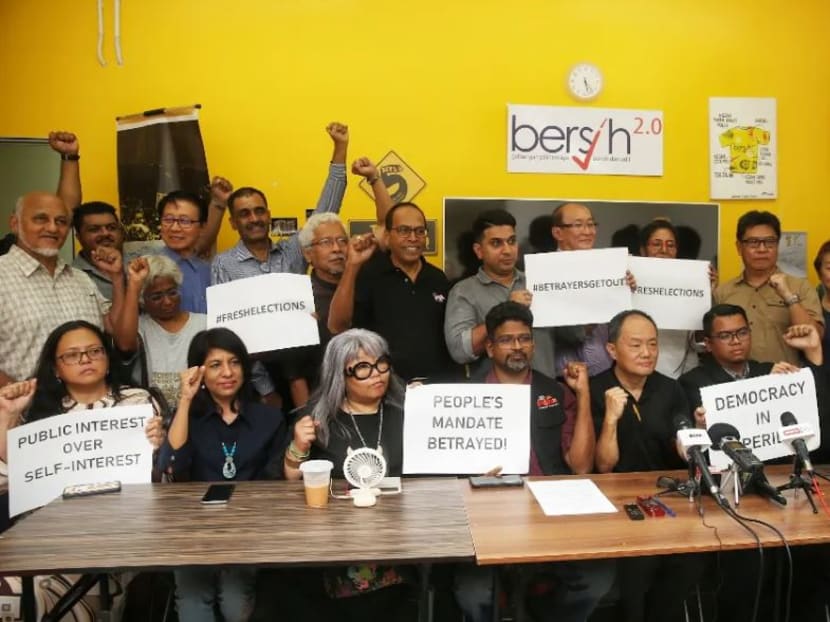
[507,104,663,176]
[359,151,426,203]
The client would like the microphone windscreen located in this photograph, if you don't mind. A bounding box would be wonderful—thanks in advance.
[780,411,797,426]
[707,422,741,449]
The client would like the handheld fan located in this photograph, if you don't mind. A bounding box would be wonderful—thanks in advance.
[342,447,387,507]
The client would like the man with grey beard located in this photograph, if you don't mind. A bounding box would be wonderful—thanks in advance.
[0,192,123,386]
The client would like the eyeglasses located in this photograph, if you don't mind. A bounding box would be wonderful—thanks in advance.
[390,225,428,238]
[145,287,181,303]
[741,237,778,250]
[345,355,392,380]
[710,327,751,343]
[557,221,598,231]
[160,216,200,229]
[57,346,107,365]
[310,237,349,249]
[647,239,677,249]
[493,334,533,348]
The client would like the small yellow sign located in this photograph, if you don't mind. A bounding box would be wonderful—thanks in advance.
[359,151,426,204]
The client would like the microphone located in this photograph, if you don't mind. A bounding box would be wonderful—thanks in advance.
[709,422,787,505]
[779,411,814,473]
[707,423,763,473]
[674,415,726,506]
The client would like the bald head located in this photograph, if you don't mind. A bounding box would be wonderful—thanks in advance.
[12,192,70,258]
[551,202,597,251]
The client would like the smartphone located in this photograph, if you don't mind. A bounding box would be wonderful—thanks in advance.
[201,484,234,505]
[624,503,645,520]
[469,474,524,488]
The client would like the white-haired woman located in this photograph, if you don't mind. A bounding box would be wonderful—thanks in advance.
[280,329,414,619]
[112,254,207,407]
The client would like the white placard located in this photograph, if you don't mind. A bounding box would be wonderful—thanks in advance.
[709,97,777,199]
[206,273,319,354]
[527,479,618,516]
[402,383,530,475]
[525,248,632,327]
[627,256,710,330]
[778,231,807,278]
[701,368,819,470]
[7,405,155,516]
[508,104,664,176]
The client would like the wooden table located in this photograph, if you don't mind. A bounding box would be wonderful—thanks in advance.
[0,478,474,576]
[462,465,830,565]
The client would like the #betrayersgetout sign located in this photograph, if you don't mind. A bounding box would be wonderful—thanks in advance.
[507,104,664,176]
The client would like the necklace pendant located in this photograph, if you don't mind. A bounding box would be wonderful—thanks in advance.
[222,455,237,479]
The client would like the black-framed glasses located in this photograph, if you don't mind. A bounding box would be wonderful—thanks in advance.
[390,225,427,238]
[709,327,751,343]
[556,221,598,230]
[493,334,533,348]
[145,288,181,303]
[310,237,349,249]
[160,216,199,229]
[345,355,392,380]
[57,346,107,365]
[740,237,778,249]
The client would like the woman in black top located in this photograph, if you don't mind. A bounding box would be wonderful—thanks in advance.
[159,327,286,622]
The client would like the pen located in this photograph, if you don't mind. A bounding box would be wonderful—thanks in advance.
[631,403,642,422]
[652,497,676,517]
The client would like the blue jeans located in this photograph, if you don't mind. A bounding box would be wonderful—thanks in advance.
[454,559,616,622]
[174,568,256,622]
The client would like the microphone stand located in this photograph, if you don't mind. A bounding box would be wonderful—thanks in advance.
[718,461,743,507]
[776,456,818,514]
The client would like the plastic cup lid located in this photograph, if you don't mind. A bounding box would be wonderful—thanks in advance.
[299,459,334,474]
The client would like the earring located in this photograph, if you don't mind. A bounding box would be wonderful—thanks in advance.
[56,376,63,384]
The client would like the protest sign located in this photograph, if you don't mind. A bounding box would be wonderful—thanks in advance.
[627,256,710,330]
[403,383,530,474]
[207,273,319,353]
[525,248,631,326]
[701,368,819,470]
[8,404,155,516]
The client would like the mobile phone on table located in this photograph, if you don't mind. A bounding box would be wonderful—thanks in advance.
[624,504,645,520]
[469,474,524,488]
[201,484,235,504]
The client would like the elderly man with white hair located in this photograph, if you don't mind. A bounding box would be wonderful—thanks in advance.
[0,192,122,387]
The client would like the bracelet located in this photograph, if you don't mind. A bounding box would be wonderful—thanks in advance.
[60,153,80,161]
[287,441,310,460]
[784,294,800,306]
[284,451,304,469]
[366,175,380,185]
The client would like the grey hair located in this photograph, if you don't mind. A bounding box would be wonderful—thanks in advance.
[297,213,345,248]
[309,328,405,446]
[139,254,184,303]
[14,196,24,219]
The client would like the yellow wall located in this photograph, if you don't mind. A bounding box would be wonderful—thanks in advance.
[1,0,828,282]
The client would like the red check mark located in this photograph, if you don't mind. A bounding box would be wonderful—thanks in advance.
[572,119,608,171]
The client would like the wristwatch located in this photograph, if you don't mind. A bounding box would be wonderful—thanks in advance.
[60,153,80,161]
[784,293,800,306]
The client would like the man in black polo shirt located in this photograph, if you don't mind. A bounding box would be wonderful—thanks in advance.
[678,303,823,414]
[591,309,702,622]
[455,302,613,622]
[328,202,458,382]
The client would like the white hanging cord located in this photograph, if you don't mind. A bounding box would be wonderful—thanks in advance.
[97,0,107,66]
[114,0,123,65]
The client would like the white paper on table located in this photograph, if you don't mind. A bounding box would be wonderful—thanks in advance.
[527,479,618,516]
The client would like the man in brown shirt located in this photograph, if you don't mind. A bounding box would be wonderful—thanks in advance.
[714,210,822,365]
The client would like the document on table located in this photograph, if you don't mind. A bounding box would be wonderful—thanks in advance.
[528,479,618,516]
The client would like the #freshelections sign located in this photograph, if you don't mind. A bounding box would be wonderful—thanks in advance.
[701,368,819,470]
[525,248,631,327]
[7,404,155,516]
[627,256,710,330]
[508,104,664,176]
[207,273,319,354]
[403,384,530,475]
